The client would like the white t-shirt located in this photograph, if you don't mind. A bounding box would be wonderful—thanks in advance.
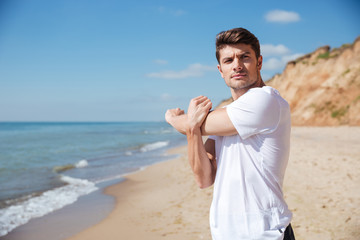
[209,86,292,240]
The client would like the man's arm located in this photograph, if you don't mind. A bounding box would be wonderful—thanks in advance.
[187,129,216,188]
[165,104,237,137]
[165,96,218,188]
[165,96,237,188]
[185,96,216,188]
[187,106,236,188]
[201,107,238,136]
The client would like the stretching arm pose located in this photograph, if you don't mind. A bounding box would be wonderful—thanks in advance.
[165,96,236,188]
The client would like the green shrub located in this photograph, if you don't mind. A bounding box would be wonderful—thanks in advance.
[317,52,330,59]
[331,106,349,118]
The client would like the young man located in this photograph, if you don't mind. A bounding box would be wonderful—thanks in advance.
[165,28,295,240]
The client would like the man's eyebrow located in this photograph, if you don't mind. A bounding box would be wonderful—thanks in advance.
[241,51,251,55]
[222,51,251,61]
[221,57,234,63]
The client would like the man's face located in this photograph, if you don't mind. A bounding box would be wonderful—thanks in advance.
[217,43,262,92]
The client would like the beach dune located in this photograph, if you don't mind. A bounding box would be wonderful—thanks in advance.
[68,127,360,240]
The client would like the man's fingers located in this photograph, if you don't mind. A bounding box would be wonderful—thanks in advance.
[199,98,212,108]
[192,95,209,105]
[191,97,212,113]
[165,108,185,117]
[205,100,212,110]
[193,95,207,101]
[193,95,205,100]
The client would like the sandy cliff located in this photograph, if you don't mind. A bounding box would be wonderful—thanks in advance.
[267,37,360,126]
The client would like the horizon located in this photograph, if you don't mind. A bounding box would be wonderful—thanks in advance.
[1,0,359,122]
[0,120,167,123]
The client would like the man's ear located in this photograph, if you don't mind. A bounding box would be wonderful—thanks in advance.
[217,64,224,78]
[257,56,263,70]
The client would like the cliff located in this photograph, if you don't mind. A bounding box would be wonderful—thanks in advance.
[219,37,360,126]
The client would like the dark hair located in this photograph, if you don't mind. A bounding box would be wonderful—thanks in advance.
[215,28,260,63]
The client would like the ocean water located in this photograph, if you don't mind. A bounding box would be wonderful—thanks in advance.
[0,122,186,237]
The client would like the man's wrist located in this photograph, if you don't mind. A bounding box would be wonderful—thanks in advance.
[186,124,201,136]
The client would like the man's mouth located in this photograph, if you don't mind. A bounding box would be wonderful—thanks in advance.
[231,72,247,79]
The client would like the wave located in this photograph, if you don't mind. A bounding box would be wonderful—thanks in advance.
[0,175,97,237]
[53,159,89,173]
[124,151,132,156]
[75,159,88,168]
[140,141,169,152]
[160,128,175,134]
[143,128,175,135]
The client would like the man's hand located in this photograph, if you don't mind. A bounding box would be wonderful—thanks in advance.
[187,96,212,130]
[165,108,185,125]
[165,96,212,135]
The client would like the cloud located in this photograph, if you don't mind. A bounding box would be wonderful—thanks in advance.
[136,93,180,103]
[153,59,168,65]
[281,53,304,63]
[261,73,272,81]
[260,42,303,71]
[160,93,175,101]
[265,10,300,23]
[261,44,290,57]
[146,63,217,79]
[262,58,283,71]
[173,9,186,16]
[262,53,304,71]
[158,6,186,16]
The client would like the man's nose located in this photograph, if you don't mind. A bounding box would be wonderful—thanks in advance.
[233,58,243,71]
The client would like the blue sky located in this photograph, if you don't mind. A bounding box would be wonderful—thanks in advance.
[0,0,359,121]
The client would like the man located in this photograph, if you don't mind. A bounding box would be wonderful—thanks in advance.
[165,27,295,240]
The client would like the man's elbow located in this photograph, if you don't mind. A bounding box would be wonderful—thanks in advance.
[198,182,213,189]
[195,177,213,189]
[193,166,215,189]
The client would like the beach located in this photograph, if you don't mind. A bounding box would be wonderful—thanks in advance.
[67,145,213,240]
[67,126,360,240]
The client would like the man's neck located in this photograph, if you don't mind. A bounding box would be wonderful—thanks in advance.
[231,80,265,100]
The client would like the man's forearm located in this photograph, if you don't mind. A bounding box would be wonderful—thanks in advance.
[166,96,215,188]
[186,127,215,188]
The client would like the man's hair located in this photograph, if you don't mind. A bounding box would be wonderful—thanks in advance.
[215,27,260,63]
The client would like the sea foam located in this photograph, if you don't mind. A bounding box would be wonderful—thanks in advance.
[0,175,97,237]
[140,141,169,152]
[53,159,89,173]
[75,159,88,168]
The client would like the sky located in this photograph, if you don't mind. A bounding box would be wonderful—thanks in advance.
[0,0,359,122]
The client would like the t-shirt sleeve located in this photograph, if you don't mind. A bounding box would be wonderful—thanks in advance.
[226,89,281,139]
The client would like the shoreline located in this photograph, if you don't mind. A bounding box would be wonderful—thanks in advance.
[0,146,188,240]
[3,127,359,239]
[68,145,213,240]
[0,178,118,240]
[0,121,186,239]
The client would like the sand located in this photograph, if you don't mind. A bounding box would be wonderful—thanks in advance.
[68,127,360,240]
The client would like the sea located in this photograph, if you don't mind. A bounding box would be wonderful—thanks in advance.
[0,121,186,237]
